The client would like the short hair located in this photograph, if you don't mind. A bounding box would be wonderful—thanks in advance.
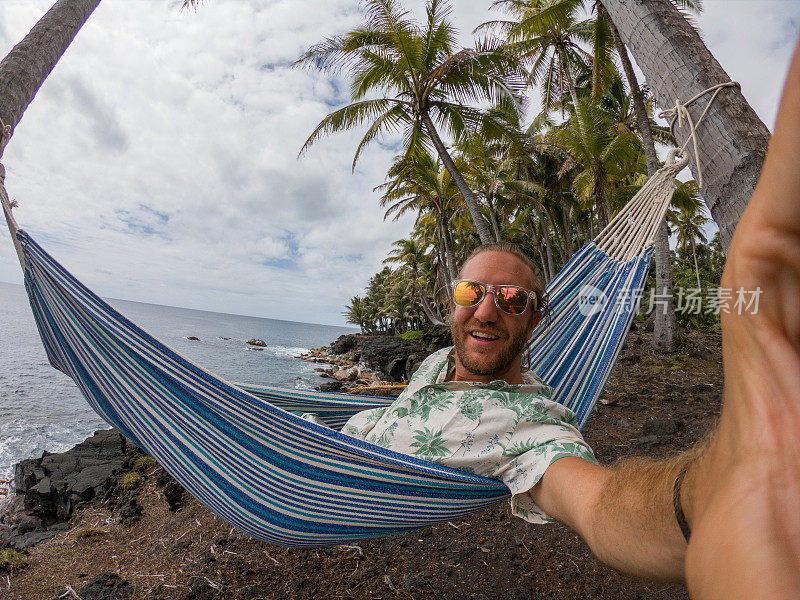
[457,243,547,319]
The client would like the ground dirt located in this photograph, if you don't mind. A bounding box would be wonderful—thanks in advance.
[2,328,722,600]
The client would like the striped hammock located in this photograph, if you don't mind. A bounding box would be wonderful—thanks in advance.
[0,152,687,547]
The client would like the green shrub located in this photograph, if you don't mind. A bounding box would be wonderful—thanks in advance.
[0,548,28,572]
[121,471,142,490]
[133,455,157,473]
[396,330,423,341]
[67,528,109,543]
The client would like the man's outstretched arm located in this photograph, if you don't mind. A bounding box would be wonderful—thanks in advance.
[530,450,700,581]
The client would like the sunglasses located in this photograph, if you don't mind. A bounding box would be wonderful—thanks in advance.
[452,279,538,316]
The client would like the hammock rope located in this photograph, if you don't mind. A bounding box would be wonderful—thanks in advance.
[658,80,739,188]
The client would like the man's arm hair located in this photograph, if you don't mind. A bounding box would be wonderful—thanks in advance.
[530,435,713,581]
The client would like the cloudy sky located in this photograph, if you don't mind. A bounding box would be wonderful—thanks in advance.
[0,0,797,326]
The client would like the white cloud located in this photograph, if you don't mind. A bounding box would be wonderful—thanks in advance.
[0,0,796,325]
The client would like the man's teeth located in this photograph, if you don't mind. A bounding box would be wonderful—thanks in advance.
[472,332,499,340]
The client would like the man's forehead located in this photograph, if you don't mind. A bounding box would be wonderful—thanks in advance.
[460,251,536,288]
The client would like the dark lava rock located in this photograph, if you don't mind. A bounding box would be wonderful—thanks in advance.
[360,337,416,382]
[405,352,428,380]
[77,572,133,600]
[415,326,452,352]
[163,478,187,511]
[635,434,667,451]
[13,430,128,526]
[687,345,713,361]
[690,383,715,394]
[319,381,344,392]
[118,493,143,527]
[246,339,267,347]
[642,418,683,437]
[331,334,360,355]
[7,528,58,550]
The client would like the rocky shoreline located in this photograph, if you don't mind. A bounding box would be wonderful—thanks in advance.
[300,327,452,395]
[0,327,721,599]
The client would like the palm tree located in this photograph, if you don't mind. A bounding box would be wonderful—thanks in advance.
[668,180,708,290]
[0,0,101,159]
[549,99,642,228]
[596,3,681,352]
[599,0,770,251]
[296,0,525,244]
[379,151,463,287]
[480,0,614,116]
[384,237,445,326]
[343,296,369,333]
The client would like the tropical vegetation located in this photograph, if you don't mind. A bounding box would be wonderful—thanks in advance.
[0,0,766,349]
[315,0,726,341]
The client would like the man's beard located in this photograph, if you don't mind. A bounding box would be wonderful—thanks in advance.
[450,319,530,378]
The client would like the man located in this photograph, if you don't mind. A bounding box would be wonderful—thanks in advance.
[335,240,690,578]
[338,243,595,525]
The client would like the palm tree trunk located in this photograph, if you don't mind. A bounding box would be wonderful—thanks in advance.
[0,0,101,159]
[440,214,458,281]
[599,0,770,252]
[486,194,502,243]
[421,112,493,244]
[436,219,454,291]
[536,241,551,282]
[560,207,574,259]
[534,205,555,283]
[691,237,702,290]
[419,293,445,327]
[558,45,581,112]
[604,4,677,353]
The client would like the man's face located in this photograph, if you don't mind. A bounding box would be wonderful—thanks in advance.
[450,251,540,384]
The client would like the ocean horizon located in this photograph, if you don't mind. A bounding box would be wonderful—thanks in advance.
[0,280,356,483]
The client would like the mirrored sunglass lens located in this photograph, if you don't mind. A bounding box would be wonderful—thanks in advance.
[454,281,485,306]
[496,287,529,314]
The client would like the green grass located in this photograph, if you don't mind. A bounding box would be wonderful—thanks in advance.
[396,330,423,341]
[67,528,109,544]
[133,455,157,473]
[121,471,142,490]
[0,548,28,572]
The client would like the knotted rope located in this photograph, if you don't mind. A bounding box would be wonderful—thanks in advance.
[658,81,739,188]
[0,114,11,161]
[0,161,25,265]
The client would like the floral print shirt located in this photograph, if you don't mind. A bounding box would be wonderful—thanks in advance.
[331,347,597,524]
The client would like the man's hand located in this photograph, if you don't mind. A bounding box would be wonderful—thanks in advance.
[685,36,800,600]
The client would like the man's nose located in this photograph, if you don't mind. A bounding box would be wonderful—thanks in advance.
[473,289,499,321]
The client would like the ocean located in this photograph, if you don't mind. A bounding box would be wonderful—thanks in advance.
[0,281,355,483]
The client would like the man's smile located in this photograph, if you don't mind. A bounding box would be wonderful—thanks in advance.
[468,329,503,343]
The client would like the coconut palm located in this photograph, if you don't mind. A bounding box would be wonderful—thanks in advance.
[0,0,101,159]
[480,0,613,116]
[296,0,526,244]
[597,1,686,352]
[599,0,769,251]
[379,151,464,287]
[343,296,369,333]
[384,237,445,325]
[549,99,642,228]
[668,180,709,290]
